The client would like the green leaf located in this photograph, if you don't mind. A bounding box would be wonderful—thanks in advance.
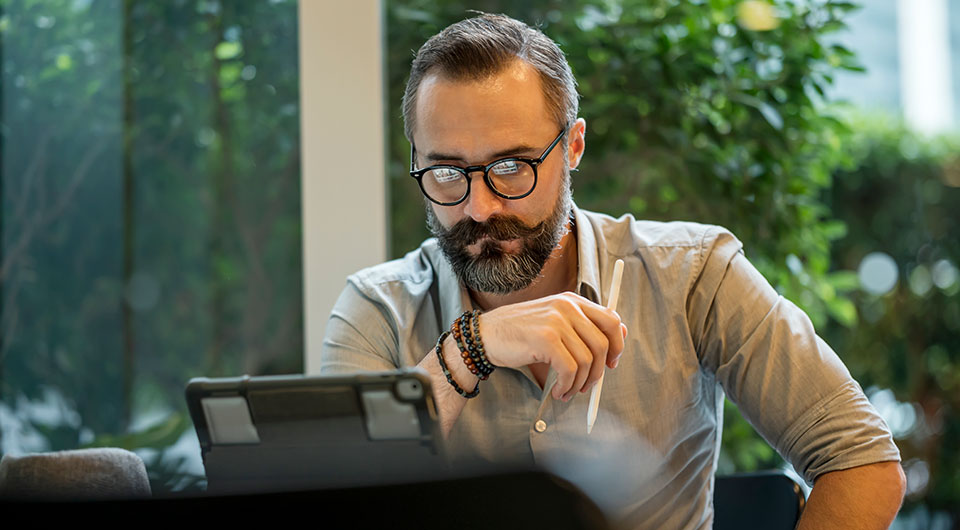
[732,93,784,131]
[55,53,73,70]
[215,41,242,60]
[219,62,242,85]
[827,271,860,291]
[392,6,435,23]
[826,295,858,328]
[86,413,191,451]
[821,220,847,240]
[828,2,860,10]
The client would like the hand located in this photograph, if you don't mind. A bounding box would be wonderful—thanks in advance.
[478,292,627,401]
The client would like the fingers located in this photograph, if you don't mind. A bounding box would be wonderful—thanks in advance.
[550,340,579,401]
[610,323,628,368]
[566,310,611,394]
[549,294,627,400]
[557,332,594,401]
[476,293,628,401]
[571,296,626,368]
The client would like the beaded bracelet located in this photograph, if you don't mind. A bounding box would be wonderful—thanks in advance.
[452,317,480,378]
[454,310,493,379]
[435,330,480,399]
[468,310,496,376]
[459,310,494,379]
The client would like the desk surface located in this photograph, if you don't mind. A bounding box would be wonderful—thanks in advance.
[1,470,611,529]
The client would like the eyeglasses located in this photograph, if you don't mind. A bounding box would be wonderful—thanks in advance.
[409,128,566,206]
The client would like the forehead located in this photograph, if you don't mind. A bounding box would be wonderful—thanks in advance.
[413,60,554,157]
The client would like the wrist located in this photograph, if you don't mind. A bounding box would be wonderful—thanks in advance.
[475,311,504,367]
[455,310,495,379]
[443,333,479,389]
[435,331,480,399]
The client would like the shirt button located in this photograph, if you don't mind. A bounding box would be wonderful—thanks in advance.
[534,419,547,433]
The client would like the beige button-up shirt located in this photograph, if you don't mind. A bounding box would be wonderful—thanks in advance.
[321,205,900,529]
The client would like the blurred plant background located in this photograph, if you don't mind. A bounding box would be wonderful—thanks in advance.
[0,0,302,493]
[2,0,958,525]
[385,0,959,526]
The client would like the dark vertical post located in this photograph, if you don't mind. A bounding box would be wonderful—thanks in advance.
[0,0,7,443]
[206,5,235,375]
[121,0,136,428]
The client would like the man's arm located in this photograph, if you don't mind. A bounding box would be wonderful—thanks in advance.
[419,292,628,436]
[797,461,906,530]
[416,333,476,436]
[323,275,627,437]
[689,228,903,525]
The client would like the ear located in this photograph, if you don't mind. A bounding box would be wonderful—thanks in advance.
[567,118,587,170]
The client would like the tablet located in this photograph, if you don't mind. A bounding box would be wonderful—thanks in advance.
[185,369,448,494]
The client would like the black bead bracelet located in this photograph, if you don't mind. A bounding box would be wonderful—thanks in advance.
[469,310,496,376]
[459,310,494,379]
[435,330,480,399]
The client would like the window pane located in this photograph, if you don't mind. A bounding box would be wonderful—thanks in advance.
[0,0,302,492]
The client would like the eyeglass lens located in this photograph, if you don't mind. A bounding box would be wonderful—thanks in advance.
[421,159,535,203]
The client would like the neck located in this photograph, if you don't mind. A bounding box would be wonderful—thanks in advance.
[469,219,579,311]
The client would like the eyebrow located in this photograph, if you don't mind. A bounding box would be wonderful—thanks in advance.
[423,143,541,164]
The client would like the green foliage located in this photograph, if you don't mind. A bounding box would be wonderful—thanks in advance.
[86,411,204,494]
[822,115,960,517]
[87,413,189,451]
[2,0,130,435]
[386,0,959,519]
[385,0,861,487]
[387,0,859,331]
[1,0,302,491]
[716,398,779,474]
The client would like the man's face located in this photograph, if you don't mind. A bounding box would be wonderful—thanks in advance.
[412,60,574,294]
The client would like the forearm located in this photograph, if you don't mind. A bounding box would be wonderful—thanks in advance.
[797,461,905,530]
[418,293,624,435]
[417,333,479,437]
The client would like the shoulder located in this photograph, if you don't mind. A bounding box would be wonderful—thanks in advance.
[345,239,442,302]
[579,208,742,261]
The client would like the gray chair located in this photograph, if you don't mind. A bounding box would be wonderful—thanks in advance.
[0,448,151,500]
[714,470,806,530]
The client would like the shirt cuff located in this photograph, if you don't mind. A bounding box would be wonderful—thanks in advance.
[776,380,902,484]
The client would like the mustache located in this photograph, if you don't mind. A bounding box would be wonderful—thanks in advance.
[441,215,547,245]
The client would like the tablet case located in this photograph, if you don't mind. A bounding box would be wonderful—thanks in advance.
[185,369,448,494]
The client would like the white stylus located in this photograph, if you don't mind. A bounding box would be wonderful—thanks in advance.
[587,258,624,434]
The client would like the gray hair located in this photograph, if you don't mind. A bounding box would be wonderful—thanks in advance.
[401,13,579,142]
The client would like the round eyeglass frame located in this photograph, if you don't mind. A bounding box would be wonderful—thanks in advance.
[409,128,567,206]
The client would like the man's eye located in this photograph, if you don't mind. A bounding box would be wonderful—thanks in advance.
[491,161,519,176]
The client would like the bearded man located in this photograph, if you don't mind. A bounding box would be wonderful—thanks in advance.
[321,13,904,529]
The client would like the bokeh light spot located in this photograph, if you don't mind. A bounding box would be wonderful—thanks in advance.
[868,388,918,439]
[932,259,957,290]
[736,1,780,31]
[909,264,933,296]
[125,272,161,312]
[904,459,930,497]
[858,252,899,295]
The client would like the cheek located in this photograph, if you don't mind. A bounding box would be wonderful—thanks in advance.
[431,204,463,227]
[529,169,564,210]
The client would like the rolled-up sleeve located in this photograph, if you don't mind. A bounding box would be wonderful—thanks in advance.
[691,228,901,484]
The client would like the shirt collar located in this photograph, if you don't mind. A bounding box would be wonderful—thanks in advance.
[431,240,474,329]
[571,203,601,304]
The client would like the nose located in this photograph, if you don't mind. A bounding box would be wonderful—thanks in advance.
[461,171,503,223]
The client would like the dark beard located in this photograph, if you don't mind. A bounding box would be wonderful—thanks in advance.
[426,188,572,295]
